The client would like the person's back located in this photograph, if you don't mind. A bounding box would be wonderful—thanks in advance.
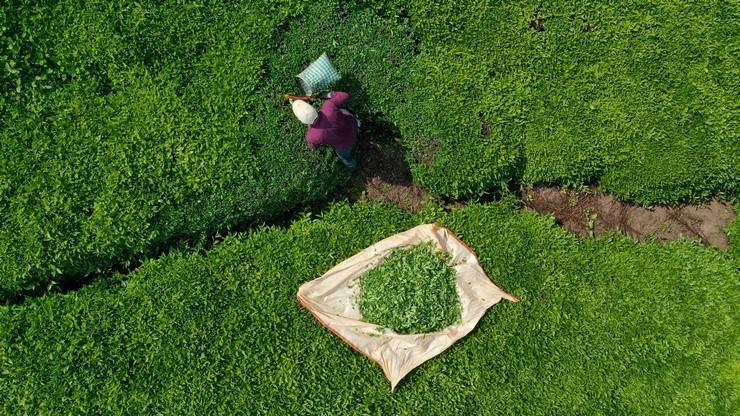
[291,91,359,171]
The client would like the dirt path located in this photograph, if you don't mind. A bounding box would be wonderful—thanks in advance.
[338,120,429,212]
[524,187,735,249]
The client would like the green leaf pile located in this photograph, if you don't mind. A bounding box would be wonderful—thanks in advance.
[357,242,461,334]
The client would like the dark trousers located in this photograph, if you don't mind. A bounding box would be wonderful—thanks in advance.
[334,147,357,171]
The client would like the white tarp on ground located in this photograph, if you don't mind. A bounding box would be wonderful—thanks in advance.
[297,224,518,391]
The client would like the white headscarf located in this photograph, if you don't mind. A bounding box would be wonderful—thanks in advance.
[291,100,319,125]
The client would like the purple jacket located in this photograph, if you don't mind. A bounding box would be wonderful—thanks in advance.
[306,91,358,150]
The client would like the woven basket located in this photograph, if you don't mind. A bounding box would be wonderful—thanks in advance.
[296,53,341,95]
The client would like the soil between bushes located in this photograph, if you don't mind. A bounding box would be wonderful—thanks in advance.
[523,187,735,250]
[336,125,429,212]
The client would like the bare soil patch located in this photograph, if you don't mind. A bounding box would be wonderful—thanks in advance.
[339,120,429,212]
[524,186,736,250]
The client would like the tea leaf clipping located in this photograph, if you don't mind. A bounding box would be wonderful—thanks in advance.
[357,242,461,334]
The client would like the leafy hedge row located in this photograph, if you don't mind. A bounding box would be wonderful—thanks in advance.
[391,0,739,203]
[729,212,740,264]
[1,202,737,414]
[0,1,415,300]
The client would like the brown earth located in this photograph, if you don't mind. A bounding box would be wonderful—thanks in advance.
[523,186,736,250]
[339,126,429,212]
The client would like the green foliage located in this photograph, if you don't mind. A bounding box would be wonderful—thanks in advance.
[396,44,529,198]
[0,1,416,300]
[1,202,737,414]
[5,0,734,300]
[729,212,740,264]
[344,0,406,18]
[393,0,739,203]
[357,242,461,334]
[266,0,415,119]
[0,0,330,299]
[0,1,63,116]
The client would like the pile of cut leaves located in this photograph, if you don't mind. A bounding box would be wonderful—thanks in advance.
[357,242,462,334]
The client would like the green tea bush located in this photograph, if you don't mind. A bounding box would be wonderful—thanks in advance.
[357,242,461,334]
[0,1,70,120]
[1,202,737,414]
[0,0,415,301]
[729,213,740,264]
[392,0,739,203]
[396,44,529,198]
[265,0,415,119]
[0,0,328,300]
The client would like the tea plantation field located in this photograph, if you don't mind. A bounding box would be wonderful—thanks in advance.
[2,0,737,300]
[1,202,737,414]
[1,0,738,413]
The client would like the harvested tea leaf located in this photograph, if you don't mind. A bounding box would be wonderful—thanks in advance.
[357,242,461,334]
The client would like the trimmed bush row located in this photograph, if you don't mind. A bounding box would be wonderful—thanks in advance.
[0,1,414,300]
[1,202,737,414]
[393,0,739,202]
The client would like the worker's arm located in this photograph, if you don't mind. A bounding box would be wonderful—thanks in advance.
[325,91,349,108]
[306,127,323,150]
